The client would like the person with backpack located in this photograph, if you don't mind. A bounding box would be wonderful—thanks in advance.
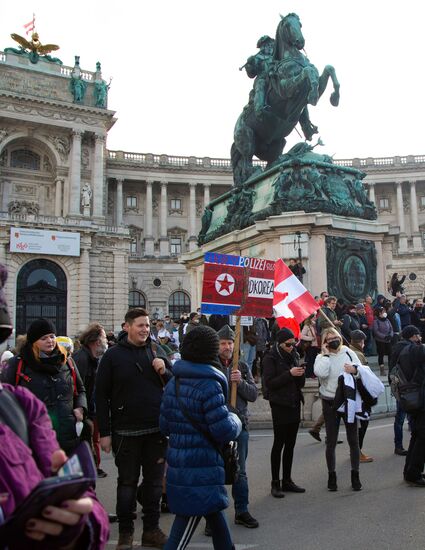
[396,342,425,486]
[389,325,421,456]
[1,318,87,455]
[262,328,306,498]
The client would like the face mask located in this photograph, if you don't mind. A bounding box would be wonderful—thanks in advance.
[380,313,387,318]
[328,340,340,350]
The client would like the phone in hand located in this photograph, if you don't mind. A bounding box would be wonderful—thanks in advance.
[0,441,96,543]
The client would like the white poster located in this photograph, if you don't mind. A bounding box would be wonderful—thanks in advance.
[229,315,253,326]
[10,227,80,257]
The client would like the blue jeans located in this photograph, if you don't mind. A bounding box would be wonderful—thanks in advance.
[165,511,233,550]
[394,401,407,449]
[232,427,249,514]
[240,343,256,372]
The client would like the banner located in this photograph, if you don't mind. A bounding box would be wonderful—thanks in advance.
[10,227,80,257]
[201,252,275,317]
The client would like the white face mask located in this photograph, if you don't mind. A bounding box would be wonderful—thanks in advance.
[380,312,387,319]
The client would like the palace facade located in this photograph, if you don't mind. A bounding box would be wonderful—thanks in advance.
[1,49,425,340]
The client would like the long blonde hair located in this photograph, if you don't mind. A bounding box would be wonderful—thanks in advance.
[321,327,342,352]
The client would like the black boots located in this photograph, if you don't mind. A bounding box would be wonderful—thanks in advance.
[351,470,362,491]
[281,479,306,493]
[328,471,337,491]
[271,480,285,498]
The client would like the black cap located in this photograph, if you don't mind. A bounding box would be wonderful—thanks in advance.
[180,325,219,365]
[351,330,366,342]
[27,318,57,344]
[401,325,421,340]
[276,328,295,343]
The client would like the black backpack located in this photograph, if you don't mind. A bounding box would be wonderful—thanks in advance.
[389,345,423,412]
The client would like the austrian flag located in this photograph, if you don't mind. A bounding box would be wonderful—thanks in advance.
[273,259,319,338]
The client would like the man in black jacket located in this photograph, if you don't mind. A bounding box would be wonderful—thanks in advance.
[96,308,172,550]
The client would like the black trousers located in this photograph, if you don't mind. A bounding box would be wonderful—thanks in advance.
[404,410,425,481]
[270,420,300,481]
[112,432,167,534]
[322,399,360,472]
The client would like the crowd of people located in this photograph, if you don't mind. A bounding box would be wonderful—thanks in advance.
[2,268,425,549]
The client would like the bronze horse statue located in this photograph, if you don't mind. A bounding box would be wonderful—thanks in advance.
[231,13,340,185]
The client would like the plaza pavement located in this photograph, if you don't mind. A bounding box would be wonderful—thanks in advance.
[96,416,424,550]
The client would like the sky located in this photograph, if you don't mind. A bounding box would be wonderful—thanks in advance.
[2,1,425,160]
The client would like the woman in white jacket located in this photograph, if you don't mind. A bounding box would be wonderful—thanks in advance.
[314,327,362,492]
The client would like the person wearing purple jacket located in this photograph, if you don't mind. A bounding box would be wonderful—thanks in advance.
[372,306,394,376]
[0,382,109,549]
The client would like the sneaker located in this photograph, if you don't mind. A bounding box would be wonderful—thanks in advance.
[395,447,408,456]
[360,451,374,463]
[281,480,306,493]
[116,532,133,550]
[308,430,321,442]
[234,511,259,528]
[142,527,168,549]
[405,477,425,487]
[97,468,108,478]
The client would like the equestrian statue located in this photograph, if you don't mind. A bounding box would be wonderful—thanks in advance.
[231,13,340,186]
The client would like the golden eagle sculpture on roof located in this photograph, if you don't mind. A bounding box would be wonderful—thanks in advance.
[4,31,62,65]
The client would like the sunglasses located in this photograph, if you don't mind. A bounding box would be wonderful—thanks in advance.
[283,342,296,348]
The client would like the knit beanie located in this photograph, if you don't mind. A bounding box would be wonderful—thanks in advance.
[217,324,235,341]
[27,318,57,344]
[401,325,421,340]
[180,325,219,365]
[276,328,295,343]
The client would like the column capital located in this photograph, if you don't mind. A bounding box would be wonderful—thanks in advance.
[160,179,168,187]
[95,133,106,143]
[410,179,418,186]
[72,129,83,139]
[55,176,65,184]
[116,177,124,184]
[188,181,197,188]
[146,178,154,186]
[202,182,211,188]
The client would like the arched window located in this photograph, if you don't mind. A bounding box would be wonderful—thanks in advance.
[129,290,146,309]
[10,149,41,170]
[168,291,191,320]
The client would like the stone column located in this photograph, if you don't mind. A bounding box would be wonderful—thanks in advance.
[116,177,123,226]
[368,182,375,204]
[396,181,408,251]
[159,180,169,256]
[144,179,154,256]
[203,183,211,208]
[188,182,197,251]
[113,250,128,332]
[69,130,82,216]
[1,180,11,212]
[92,134,105,219]
[410,180,422,251]
[55,177,63,217]
[78,246,90,330]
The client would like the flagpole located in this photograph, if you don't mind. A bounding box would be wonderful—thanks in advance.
[230,316,241,408]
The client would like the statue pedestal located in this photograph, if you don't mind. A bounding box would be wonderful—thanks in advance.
[159,237,169,257]
[83,206,90,217]
[144,236,155,257]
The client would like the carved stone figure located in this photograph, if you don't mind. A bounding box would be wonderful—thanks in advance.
[8,200,39,215]
[94,80,109,108]
[47,135,70,161]
[0,129,8,144]
[70,56,87,103]
[231,13,340,186]
[81,183,92,208]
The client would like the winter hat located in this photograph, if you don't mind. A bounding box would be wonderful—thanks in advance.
[276,328,295,343]
[217,324,235,341]
[401,325,421,340]
[180,325,219,365]
[160,344,175,357]
[27,318,57,344]
[56,336,74,354]
[355,303,365,310]
[351,330,366,342]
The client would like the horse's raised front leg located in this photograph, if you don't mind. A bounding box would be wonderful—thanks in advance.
[318,65,340,106]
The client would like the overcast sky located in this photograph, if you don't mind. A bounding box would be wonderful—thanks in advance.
[2,1,424,160]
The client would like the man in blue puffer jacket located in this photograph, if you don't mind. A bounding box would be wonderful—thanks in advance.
[160,325,241,550]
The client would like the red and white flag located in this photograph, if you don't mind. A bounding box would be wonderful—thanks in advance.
[24,14,35,35]
[273,259,319,338]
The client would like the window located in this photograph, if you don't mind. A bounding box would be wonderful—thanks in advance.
[126,196,137,208]
[10,149,40,170]
[169,291,190,319]
[170,237,182,255]
[129,290,146,309]
[130,239,137,255]
[421,196,425,208]
[170,198,181,210]
[379,197,389,209]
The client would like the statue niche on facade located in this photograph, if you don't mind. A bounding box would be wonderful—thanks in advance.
[231,13,340,186]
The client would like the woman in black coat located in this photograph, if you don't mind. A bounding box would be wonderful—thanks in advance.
[262,328,306,498]
[1,318,87,454]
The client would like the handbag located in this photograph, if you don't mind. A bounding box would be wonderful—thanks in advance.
[175,378,239,485]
